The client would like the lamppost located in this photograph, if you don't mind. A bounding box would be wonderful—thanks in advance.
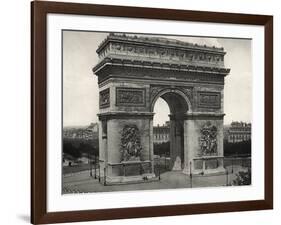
[158,164,161,181]
[231,158,234,173]
[89,153,92,177]
[226,169,229,186]
[165,152,168,170]
[98,162,101,182]
[190,161,192,188]
[94,155,97,179]
[104,167,106,186]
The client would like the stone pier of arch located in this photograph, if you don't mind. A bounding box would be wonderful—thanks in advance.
[93,33,230,184]
[169,113,226,176]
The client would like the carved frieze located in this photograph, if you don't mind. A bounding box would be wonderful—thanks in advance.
[199,121,218,156]
[99,88,110,109]
[197,91,221,109]
[116,87,146,107]
[109,42,224,65]
[120,125,142,161]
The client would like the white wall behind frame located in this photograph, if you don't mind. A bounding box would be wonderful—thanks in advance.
[0,0,279,225]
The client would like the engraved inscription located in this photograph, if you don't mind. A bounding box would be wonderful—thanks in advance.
[116,87,146,106]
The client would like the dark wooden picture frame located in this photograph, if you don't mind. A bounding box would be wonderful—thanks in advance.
[31,1,273,224]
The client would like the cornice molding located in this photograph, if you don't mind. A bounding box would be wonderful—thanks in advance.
[98,111,155,120]
[93,57,230,76]
[169,112,225,120]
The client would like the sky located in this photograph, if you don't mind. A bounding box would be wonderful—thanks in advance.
[63,31,252,127]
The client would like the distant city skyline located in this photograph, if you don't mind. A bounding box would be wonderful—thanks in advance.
[63,31,252,127]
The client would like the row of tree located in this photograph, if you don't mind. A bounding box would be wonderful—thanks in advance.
[224,140,251,156]
[63,138,99,159]
[153,140,251,157]
[63,138,251,159]
[153,142,170,156]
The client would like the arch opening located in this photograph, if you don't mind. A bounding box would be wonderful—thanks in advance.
[152,91,190,171]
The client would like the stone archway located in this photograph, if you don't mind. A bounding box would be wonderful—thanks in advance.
[151,89,191,171]
[93,33,230,184]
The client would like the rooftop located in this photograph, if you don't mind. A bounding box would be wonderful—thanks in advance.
[97,33,225,54]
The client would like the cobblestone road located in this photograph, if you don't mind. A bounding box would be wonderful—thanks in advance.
[62,166,249,194]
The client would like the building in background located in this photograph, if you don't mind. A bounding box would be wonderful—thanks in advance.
[63,122,99,140]
[153,121,170,144]
[224,121,251,143]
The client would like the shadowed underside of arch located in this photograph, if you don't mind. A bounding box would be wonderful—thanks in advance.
[150,88,192,114]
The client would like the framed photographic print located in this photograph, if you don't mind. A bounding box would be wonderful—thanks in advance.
[31,1,273,224]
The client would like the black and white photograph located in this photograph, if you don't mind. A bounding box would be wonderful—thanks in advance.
[62,31,252,194]
[1,0,277,224]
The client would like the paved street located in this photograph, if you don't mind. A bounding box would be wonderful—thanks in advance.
[62,166,249,194]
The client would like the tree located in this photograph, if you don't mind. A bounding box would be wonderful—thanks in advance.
[232,169,251,186]
[224,140,251,156]
[153,142,170,156]
[63,142,81,158]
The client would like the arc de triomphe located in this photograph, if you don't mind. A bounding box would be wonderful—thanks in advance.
[93,33,230,184]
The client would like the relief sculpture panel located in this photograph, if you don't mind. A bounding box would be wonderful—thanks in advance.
[199,121,218,156]
[99,88,110,109]
[120,125,142,161]
[116,87,146,106]
[198,91,221,109]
